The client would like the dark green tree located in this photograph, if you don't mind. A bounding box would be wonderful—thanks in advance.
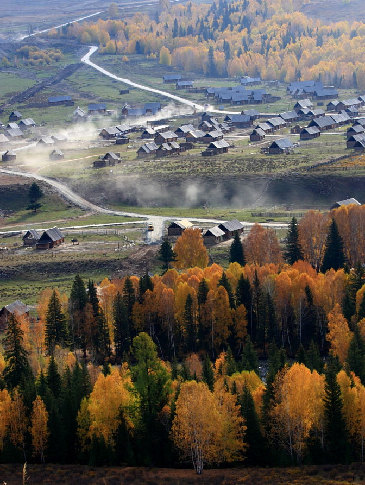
[207,45,217,77]
[284,217,303,265]
[184,294,196,352]
[229,232,246,266]
[323,360,350,463]
[69,274,88,353]
[158,240,176,272]
[3,314,32,389]
[218,272,235,308]
[321,219,345,272]
[240,385,266,465]
[45,290,68,355]
[306,340,323,373]
[123,276,136,339]
[46,356,62,399]
[113,292,130,361]
[226,346,237,375]
[27,182,43,213]
[347,326,365,383]
[240,336,258,374]
[139,273,154,301]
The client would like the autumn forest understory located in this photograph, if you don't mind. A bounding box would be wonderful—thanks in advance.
[2,205,365,474]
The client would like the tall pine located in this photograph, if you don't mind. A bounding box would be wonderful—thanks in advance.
[284,217,303,265]
[229,232,246,266]
[45,290,68,355]
[321,219,345,272]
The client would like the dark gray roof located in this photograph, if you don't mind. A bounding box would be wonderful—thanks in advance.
[224,114,251,123]
[88,103,106,111]
[3,300,30,315]
[23,229,40,239]
[163,74,182,81]
[301,127,320,135]
[6,128,22,138]
[208,139,230,149]
[270,138,294,149]
[280,110,298,121]
[218,219,243,232]
[39,227,64,243]
[48,95,72,103]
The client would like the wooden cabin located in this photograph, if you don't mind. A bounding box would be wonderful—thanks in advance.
[203,226,225,246]
[167,220,193,237]
[0,301,30,331]
[36,228,64,250]
[2,151,16,162]
[217,220,244,240]
[22,229,40,246]
[300,127,321,140]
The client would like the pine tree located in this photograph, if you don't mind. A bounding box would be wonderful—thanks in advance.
[240,385,266,465]
[229,232,246,266]
[184,294,196,352]
[123,277,136,339]
[45,290,68,355]
[3,314,31,389]
[284,217,303,265]
[113,292,129,361]
[321,219,345,272]
[47,356,62,399]
[202,355,214,391]
[207,45,217,77]
[323,360,350,463]
[69,275,87,352]
[87,281,110,361]
[197,278,209,349]
[306,340,323,373]
[158,240,176,272]
[139,273,154,301]
[218,272,235,308]
[226,346,237,375]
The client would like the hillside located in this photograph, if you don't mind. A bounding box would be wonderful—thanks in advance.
[302,0,365,23]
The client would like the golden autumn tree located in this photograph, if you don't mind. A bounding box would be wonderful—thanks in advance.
[0,389,11,451]
[171,380,245,474]
[159,46,172,65]
[244,224,282,266]
[9,390,28,461]
[174,229,209,270]
[271,363,325,463]
[30,396,49,463]
[327,304,353,364]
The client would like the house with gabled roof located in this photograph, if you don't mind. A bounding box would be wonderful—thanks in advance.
[268,138,294,154]
[217,220,244,239]
[331,198,361,209]
[23,229,41,246]
[167,219,193,237]
[203,226,226,246]
[0,300,30,330]
[36,227,64,249]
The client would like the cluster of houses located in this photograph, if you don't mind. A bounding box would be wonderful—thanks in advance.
[167,218,244,246]
[346,119,365,150]
[0,111,36,142]
[206,86,280,105]
[93,152,121,168]
[287,81,338,100]
[137,114,232,158]
[22,227,64,249]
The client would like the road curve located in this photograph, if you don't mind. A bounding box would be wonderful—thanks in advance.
[81,46,239,115]
[0,168,288,243]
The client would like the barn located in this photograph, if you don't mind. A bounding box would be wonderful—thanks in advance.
[22,229,40,246]
[331,198,361,210]
[167,219,193,237]
[203,226,225,246]
[218,220,244,240]
[268,138,294,154]
[36,228,64,249]
[0,301,30,331]
[250,128,265,142]
[300,127,321,140]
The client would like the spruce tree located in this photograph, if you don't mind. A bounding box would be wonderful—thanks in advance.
[306,340,323,373]
[47,356,62,399]
[87,281,110,361]
[229,232,246,266]
[139,273,154,301]
[323,360,350,463]
[45,290,68,355]
[347,326,365,383]
[158,240,176,271]
[197,279,209,349]
[69,274,87,352]
[240,336,258,374]
[240,385,266,465]
[113,292,129,361]
[284,217,303,265]
[218,272,235,308]
[3,314,32,389]
[123,277,136,339]
[226,346,237,375]
[321,219,345,272]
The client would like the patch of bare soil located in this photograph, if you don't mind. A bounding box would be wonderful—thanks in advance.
[0,463,364,485]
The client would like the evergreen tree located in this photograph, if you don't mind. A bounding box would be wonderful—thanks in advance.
[323,360,350,463]
[123,276,136,339]
[3,314,32,389]
[139,273,154,301]
[358,291,365,322]
[226,346,237,375]
[87,281,110,361]
[197,278,209,349]
[172,18,179,37]
[45,290,68,355]
[229,232,246,266]
[207,45,217,76]
[296,343,306,365]
[113,292,130,361]
[184,294,196,352]
[218,272,235,308]
[47,356,62,399]
[240,336,258,374]
[321,219,345,272]
[27,182,43,213]
[284,217,303,265]
[69,274,87,352]
[240,385,266,465]
[306,340,323,373]
[347,326,365,383]
[158,240,176,272]
[202,354,214,391]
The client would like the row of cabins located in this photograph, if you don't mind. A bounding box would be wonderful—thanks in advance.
[167,219,244,246]
[250,111,299,141]
[346,118,365,150]
[121,102,162,117]
[0,118,37,141]
[137,141,184,158]
[288,80,339,100]
[23,227,64,249]
[206,86,279,105]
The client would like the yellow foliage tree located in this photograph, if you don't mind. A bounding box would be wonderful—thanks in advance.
[174,229,209,270]
[30,396,49,463]
[327,304,353,364]
[159,46,172,65]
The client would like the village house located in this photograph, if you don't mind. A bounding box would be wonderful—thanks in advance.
[242,109,260,121]
[200,130,224,143]
[250,127,266,142]
[116,135,129,145]
[88,103,107,115]
[137,142,159,158]
[218,220,244,240]
[308,116,335,132]
[156,142,182,157]
[154,131,178,144]
[293,99,313,112]
[353,139,365,151]
[256,122,274,134]
[37,136,54,146]
[327,100,340,111]
[7,122,19,130]
[241,76,261,86]
[18,118,36,131]
[0,301,30,331]
[185,129,205,143]
[331,112,350,125]
[203,226,225,246]
[9,111,22,122]
[175,124,195,138]
[202,139,230,156]
[331,198,361,210]
[93,152,121,168]
[268,138,294,154]
[280,111,299,124]
[163,74,182,83]
[141,128,156,138]
[72,107,86,122]
[314,87,338,100]
[224,114,252,128]
[49,149,64,160]
[100,127,121,140]
[300,126,321,140]
[336,98,362,112]
[167,219,193,237]
[6,128,23,139]
[176,80,194,90]
[347,134,365,149]
[22,229,40,246]
[36,227,64,249]
[307,108,326,119]
[267,117,286,130]
[2,151,16,162]
[48,95,74,106]
[347,125,365,138]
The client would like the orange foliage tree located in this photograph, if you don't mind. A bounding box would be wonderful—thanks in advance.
[174,229,209,270]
